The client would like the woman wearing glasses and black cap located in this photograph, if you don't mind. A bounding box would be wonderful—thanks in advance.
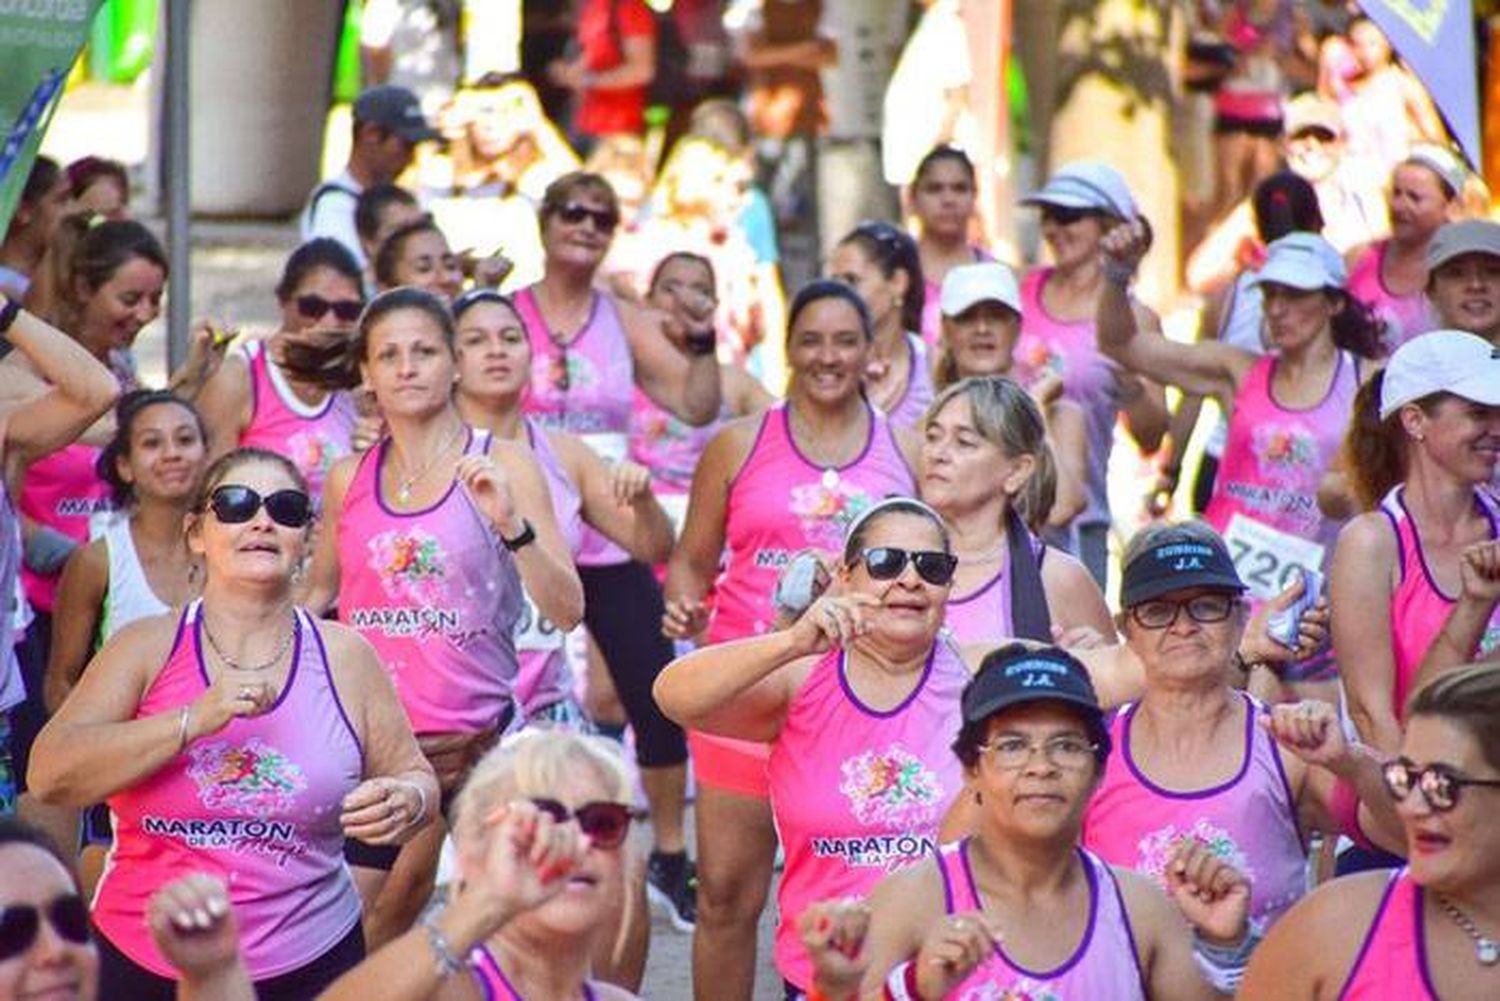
[194,239,365,501]
[30,447,438,999]
[1243,663,1500,999]
[1081,521,1401,938]
[798,643,1254,1001]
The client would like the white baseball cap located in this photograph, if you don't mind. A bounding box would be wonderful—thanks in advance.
[1249,232,1347,291]
[940,262,1022,318]
[1379,329,1500,419]
[1022,161,1137,220]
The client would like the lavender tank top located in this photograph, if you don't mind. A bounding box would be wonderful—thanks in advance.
[468,945,614,1000]
[937,841,1148,1001]
[943,532,1046,648]
[881,333,936,431]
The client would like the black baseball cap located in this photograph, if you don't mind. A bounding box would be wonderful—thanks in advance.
[353,85,440,144]
[1119,526,1246,608]
[962,645,1111,757]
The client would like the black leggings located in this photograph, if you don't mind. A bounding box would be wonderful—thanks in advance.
[579,561,687,768]
[96,918,364,1001]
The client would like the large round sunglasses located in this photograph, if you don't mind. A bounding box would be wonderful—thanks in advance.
[1383,758,1500,813]
[206,485,314,529]
[0,895,90,961]
[853,547,959,586]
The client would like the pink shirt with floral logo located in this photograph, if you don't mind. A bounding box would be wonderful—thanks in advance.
[238,341,357,503]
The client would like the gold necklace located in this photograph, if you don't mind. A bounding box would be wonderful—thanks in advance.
[393,422,465,504]
[202,612,294,673]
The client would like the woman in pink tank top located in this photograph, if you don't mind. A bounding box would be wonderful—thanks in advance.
[827,222,934,431]
[662,282,920,1001]
[797,643,1253,1001]
[1345,148,1462,351]
[1082,521,1403,936]
[1101,229,1384,693]
[1243,664,1500,1000]
[907,147,993,348]
[318,731,642,1001]
[305,288,583,946]
[660,499,978,994]
[1332,331,1500,755]
[30,448,438,1000]
[195,239,364,501]
[920,375,1113,649]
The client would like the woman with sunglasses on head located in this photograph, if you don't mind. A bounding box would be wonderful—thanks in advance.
[1344,145,1463,351]
[194,239,364,500]
[1080,521,1401,939]
[907,146,993,348]
[1243,662,1500,1000]
[827,221,933,430]
[1017,161,1169,585]
[1099,223,1383,697]
[661,281,918,1001]
[304,287,582,947]
[1330,331,1500,763]
[42,391,208,895]
[318,730,641,1001]
[29,446,438,1000]
[798,644,1255,1001]
[658,498,973,998]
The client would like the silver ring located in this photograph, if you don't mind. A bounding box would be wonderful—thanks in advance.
[238,685,254,700]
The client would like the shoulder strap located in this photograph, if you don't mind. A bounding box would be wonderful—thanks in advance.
[1006,507,1053,642]
[306,180,359,222]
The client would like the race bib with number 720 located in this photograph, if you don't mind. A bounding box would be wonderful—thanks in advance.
[1223,513,1326,601]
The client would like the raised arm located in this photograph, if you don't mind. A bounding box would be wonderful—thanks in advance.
[661,420,752,638]
[192,349,253,464]
[301,455,356,615]
[484,440,584,631]
[553,430,674,565]
[621,297,722,426]
[1412,540,1500,688]
[0,297,121,466]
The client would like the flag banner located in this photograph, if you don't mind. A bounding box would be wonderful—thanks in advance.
[1359,0,1481,168]
[0,1,104,234]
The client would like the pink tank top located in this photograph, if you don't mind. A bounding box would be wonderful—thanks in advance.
[513,420,583,717]
[18,443,111,611]
[1016,269,1121,528]
[336,428,524,734]
[468,945,612,1000]
[1380,486,1500,721]
[937,841,1147,1001]
[1204,351,1360,562]
[238,341,356,501]
[1082,693,1307,931]
[1338,869,1439,1000]
[881,334,936,431]
[920,245,993,347]
[943,535,1046,648]
[710,402,916,643]
[93,603,362,979]
[514,286,633,567]
[1347,242,1439,351]
[768,644,968,989]
[628,385,722,498]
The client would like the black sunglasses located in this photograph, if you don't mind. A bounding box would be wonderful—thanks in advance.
[855,546,959,586]
[1039,204,1098,227]
[0,895,91,961]
[207,485,314,529]
[554,202,619,233]
[530,797,635,849]
[295,294,364,323]
[1383,758,1500,813]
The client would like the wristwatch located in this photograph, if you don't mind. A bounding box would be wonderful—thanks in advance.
[0,295,21,335]
[500,518,536,552]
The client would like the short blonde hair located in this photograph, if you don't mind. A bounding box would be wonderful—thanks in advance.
[450,730,633,844]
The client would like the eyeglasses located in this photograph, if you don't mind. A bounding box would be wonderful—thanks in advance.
[0,895,91,961]
[982,735,1099,771]
[530,798,635,849]
[1128,593,1238,630]
[295,294,364,323]
[855,547,959,586]
[1383,758,1500,813]
[206,485,314,529]
[553,202,619,234]
[1039,205,1098,227]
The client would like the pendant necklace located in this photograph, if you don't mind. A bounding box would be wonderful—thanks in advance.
[1436,893,1500,966]
[395,422,464,504]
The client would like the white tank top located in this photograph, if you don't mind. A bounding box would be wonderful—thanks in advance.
[100,516,171,642]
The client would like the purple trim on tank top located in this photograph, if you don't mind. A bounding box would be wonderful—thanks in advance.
[1399,488,1500,603]
[1266,351,1345,414]
[949,564,1005,607]
[1412,883,1441,999]
[1380,502,1407,582]
[192,605,304,713]
[837,648,935,718]
[1265,720,1307,852]
[308,612,365,770]
[1102,862,1150,996]
[1375,242,1401,299]
[1120,691,1254,799]
[1032,270,1091,329]
[521,287,604,351]
[245,348,262,423]
[373,427,474,517]
[964,841,1101,979]
[887,415,919,485]
[1336,870,1402,999]
[476,945,597,1000]
[724,411,773,493]
[888,334,918,416]
[938,843,958,914]
[782,402,877,473]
